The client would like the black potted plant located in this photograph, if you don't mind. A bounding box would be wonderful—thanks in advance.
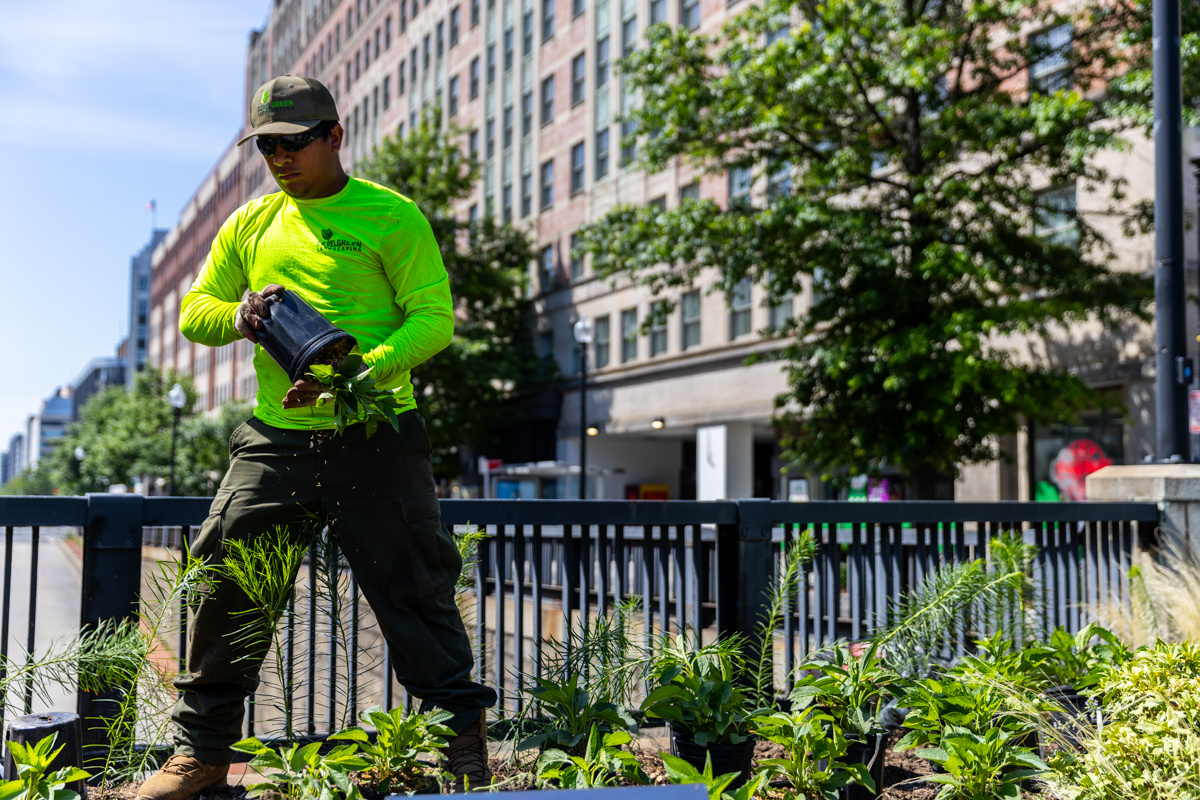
[255,288,357,382]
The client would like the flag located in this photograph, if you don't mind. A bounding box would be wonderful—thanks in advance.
[146,199,156,212]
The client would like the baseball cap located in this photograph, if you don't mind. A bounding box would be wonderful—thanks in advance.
[236,75,339,145]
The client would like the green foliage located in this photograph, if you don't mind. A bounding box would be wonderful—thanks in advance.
[329,706,455,794]
[580,0,1150,494]
[356,112,554,479]
[660,751,765,800]
[1026,624,1132,691]
[789,639,899,737]
[641,633,755,746]
[307,348,401,438]
[748,530,816,710]
[517,674,638,755]
[753,709,872,800]
[535,725,650,788]
[1048,640,1200,799]
[922,726,1047,800]
[0,467,55,496]
[231,737,369,800]
[0,733,90,800]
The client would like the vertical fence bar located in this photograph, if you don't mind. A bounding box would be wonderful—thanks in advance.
[306,543,318,735]
[178,527,192,673]
[327,543,340,733]
[349,573,360,722]
[796,531,810,660]
[512,527,527,710]
[22,526,40,714]
[849,522,862,641]
[493,527,508,707]
[673,524,686,632]
[656,527,669,635]
[1,526,13,729]
[596,524,609,620]
[826,523,840,645]
[530,525,544,684]
[690,524,704,634]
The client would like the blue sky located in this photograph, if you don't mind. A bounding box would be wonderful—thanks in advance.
[0,0,271,452]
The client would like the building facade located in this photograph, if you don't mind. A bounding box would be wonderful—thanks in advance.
[145,0,1190,501]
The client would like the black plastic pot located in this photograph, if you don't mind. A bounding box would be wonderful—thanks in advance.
[668,725,756,789]
[5,712,85,797]
[1040,685,1099,756]
[843,733,885,800]
[257,289,357,382]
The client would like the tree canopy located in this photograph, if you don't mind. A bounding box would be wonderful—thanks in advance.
[358,115,555,479]
[578,0,1152,496]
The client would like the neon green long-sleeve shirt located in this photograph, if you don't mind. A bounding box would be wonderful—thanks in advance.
[180,177,454,430]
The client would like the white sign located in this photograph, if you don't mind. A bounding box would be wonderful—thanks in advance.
[1190,390,1200,434]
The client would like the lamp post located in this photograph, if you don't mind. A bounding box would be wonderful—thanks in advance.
[167,383,187,496]
[73,446,85,495]
[573,316,593,500]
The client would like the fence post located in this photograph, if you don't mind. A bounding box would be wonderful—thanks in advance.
[78,493,144,754]
[716,500,776,667]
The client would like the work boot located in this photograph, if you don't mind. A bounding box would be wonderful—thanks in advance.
[445,710,491,792]
[137,754,230,800]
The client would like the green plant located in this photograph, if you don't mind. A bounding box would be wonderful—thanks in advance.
[748,529,816,711]
[0,733,90,800]
[1047,640,1200,798]
[641,632,754,746]
[894,669,1036,754]
[518,673,638,755]
[789,639,899,737]
[753,708,873,800]
[307,348,403,437]
[535,725,649,788]
[1028,624,1131,691]
[329,706,455,794]
[660,752,766,800]
[922,726,1047,800]
[232,737,370,800]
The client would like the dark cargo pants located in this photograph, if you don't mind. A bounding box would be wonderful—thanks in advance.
[171,411,496,764]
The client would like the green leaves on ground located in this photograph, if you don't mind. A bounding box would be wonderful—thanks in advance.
[330,707,455,794]
[306,348,401,438]
[536,725,650,788]
[232,738,369,800]
[0,733,90,800]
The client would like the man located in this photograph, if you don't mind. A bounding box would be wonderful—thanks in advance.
[138,75,497,800]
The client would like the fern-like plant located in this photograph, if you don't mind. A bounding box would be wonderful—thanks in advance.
[306,347,402,437]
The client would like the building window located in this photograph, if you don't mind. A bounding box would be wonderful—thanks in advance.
[487,44,496,83]
[570,233,584,279]
[681,290,701,349]
[486,116,495,156]
[383,76,391,109]
[521,172,532,216]
[595,127,610,178]
[504,26,514,70]
[596,36,610,86]
[449,75,460,115]
[621,308,638,362]
[375,27,382,58]
[768,293,794,332]
[649,302,668,356]
[469,128,479,159]
[470,56,480,97]
[503,183,513,222]
[503,103,514,148]
[411,46,419,82]
[472,0,481,26]
[571,141,585,194]
[386,16,393,47]
[1035,184,1079,248]
[540,244,556,291]
[650,0,666,24]
[729,165,752,207]
[1030,24,1073,94]
[766,160,792,200]
[437,21,445,58]
[469,203,479,224]
[680,181,699,202]
[541,75,555,124]
[424,34,431,68]
[522,90,533,137]
[729,278,752,339]
[572,52,587,105]
[542,0,556,40]
[594,315,610,367]
[450,5,461,45]
[620,117,637,166]
[523,9,534,55]
[538,328,555,360]
[540,159,555,209]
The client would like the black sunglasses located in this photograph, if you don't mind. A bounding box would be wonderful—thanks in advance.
[255,126,329,158]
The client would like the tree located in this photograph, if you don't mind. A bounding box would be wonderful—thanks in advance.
[358,114,555,479]
[578,0,1151,496]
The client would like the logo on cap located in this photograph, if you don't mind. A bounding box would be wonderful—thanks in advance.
[262,89,270,103]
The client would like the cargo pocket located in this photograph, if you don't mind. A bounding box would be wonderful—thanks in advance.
[398,491,462,598]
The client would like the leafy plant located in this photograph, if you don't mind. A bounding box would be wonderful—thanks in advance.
[535,725,649,788]
[0,733,90,800]
[1028,624,1131,691]
[789,639,899,737]
[307,347,402,437]
[232,737,369,800]
[922,726,1047,800]
[330,706,455,794]
[641,632,755,746]
[753,708,873,800]
[660,752,766,800]
[518,674,638,755]
[894,669,1037,755]
[748,529,816,711]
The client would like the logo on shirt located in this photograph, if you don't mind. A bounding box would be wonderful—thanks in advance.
[316,227,363,253]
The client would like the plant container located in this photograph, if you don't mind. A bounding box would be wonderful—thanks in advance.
[668,725,756,788]
[843,733,884,800]
[1040,684,1098,757]
[256,289,357,382]
[4,711,86,796]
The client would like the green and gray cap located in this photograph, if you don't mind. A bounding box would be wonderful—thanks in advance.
[236,75,339,145]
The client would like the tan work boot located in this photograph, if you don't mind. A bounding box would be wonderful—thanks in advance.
[137,754,230,800]
[445,710,491,792]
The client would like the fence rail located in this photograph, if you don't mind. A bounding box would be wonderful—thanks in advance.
[0,496,1160,746]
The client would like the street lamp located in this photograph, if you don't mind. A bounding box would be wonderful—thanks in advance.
[573,316,594,500]
[167,383,187,496]
[73,446,85,494]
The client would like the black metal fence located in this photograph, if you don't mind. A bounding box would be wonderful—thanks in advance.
[0,495,1160,744]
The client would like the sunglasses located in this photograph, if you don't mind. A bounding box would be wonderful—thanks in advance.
[255,126,328,158]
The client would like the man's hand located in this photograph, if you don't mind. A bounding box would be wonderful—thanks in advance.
[235,284,286,343]
[282,378,323,409]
